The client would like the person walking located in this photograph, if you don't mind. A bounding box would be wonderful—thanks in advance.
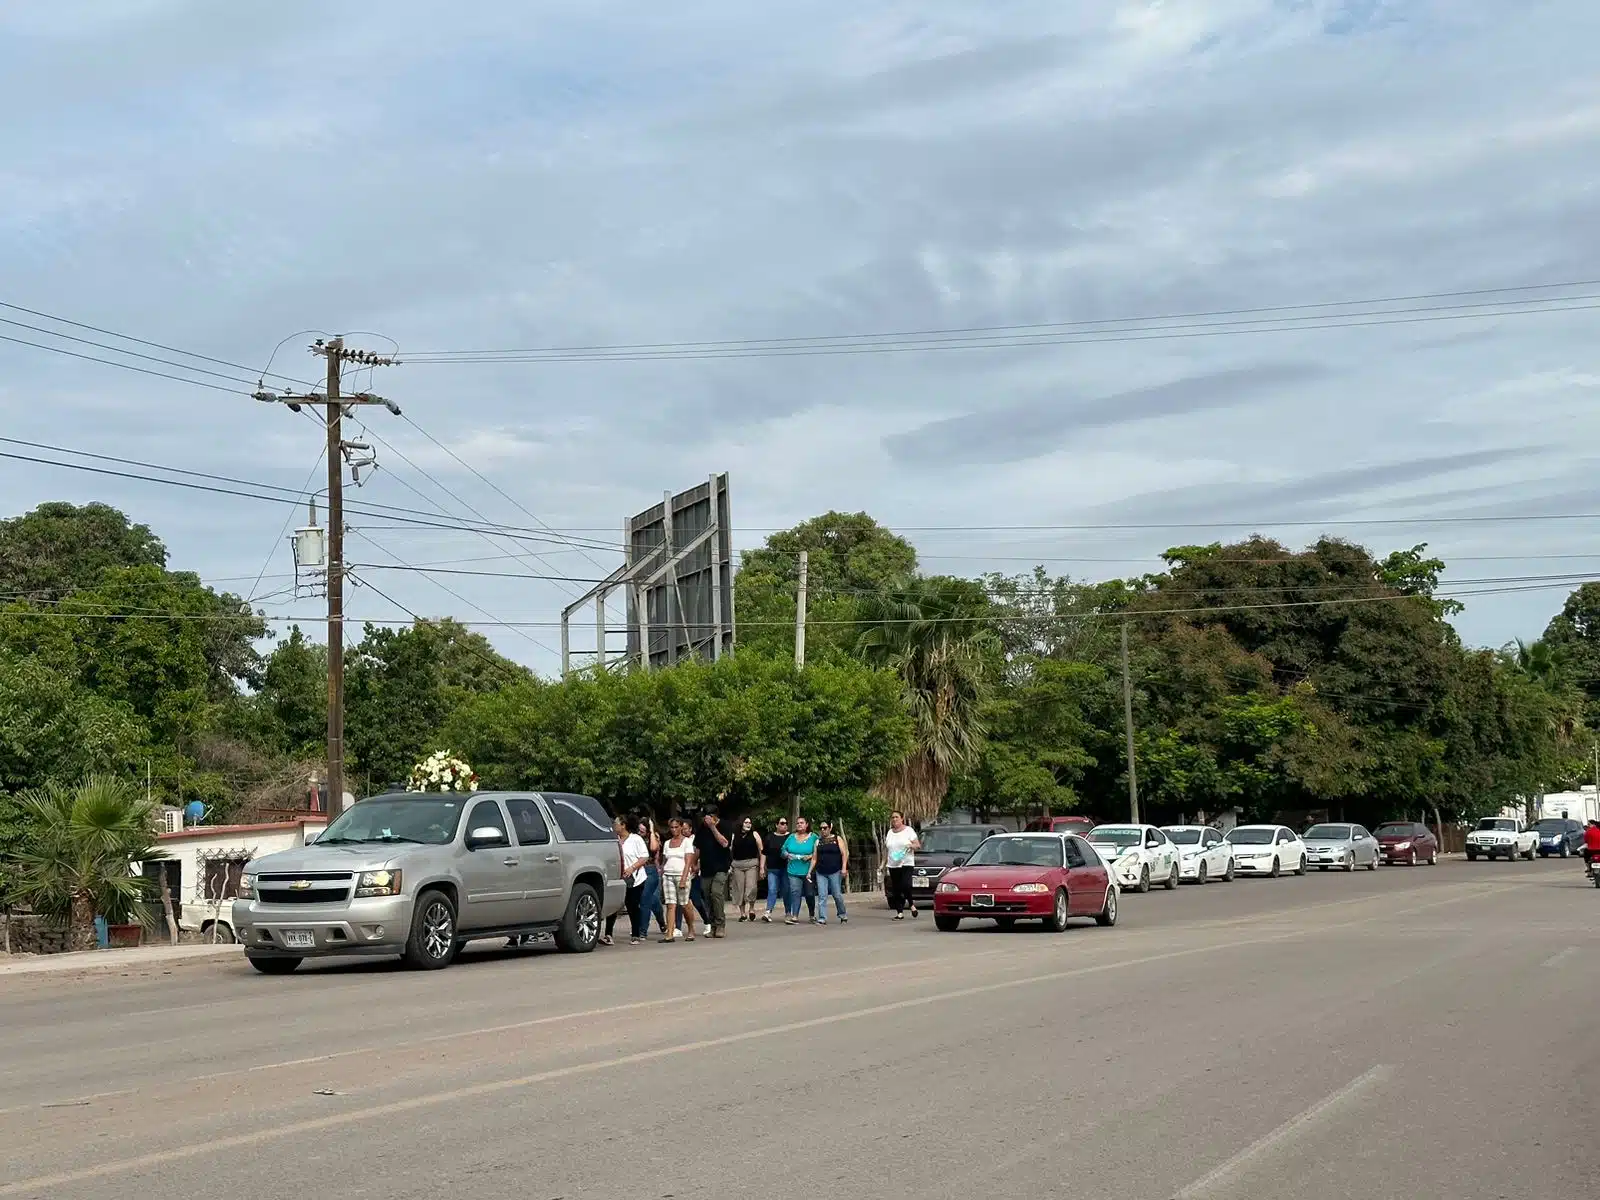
[637,816,672,939]
[696,806,733,938]
[761,817,790,923]
[730,816,763,922]
[781,817,819,925]
[606,817,650,945]
[883,810,922,920]
[813,820,849,925]
[659,817,699,943]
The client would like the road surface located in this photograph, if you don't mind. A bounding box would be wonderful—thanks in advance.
[1,857,1594,1199]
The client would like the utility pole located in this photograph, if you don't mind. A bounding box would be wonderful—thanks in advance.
[1121,620,1139,824]
[255,339,400,821]
[794,550,808,669]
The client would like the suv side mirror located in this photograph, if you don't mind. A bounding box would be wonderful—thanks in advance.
[466,826,510,850]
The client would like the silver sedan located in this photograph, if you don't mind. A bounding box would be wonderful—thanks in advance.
[1301,823,1379,871]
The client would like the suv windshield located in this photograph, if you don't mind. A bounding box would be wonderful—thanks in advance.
[965,837,1063,868]
[1475,818,1517,832]
[1533,819,1569,833]
[1087,826,1142,850]
[1163,828,1202,845]
[1304,825,1352,840]
[317,796,466,845]
[920,827,994,854]
[1226,828,1274,845]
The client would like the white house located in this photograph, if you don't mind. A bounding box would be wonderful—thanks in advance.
[140,818,327,941]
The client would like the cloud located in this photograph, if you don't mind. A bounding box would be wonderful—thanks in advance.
[0,0,1597,665]
[882,362,1333,467]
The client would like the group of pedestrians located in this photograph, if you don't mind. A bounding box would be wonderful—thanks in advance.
[602,805,871,944]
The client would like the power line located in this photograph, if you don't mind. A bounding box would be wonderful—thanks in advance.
[404,278,1600,357]
[0,331,247,394]
[399,298,1600,364]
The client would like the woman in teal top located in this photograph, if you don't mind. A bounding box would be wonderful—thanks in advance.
[781,817,819,926]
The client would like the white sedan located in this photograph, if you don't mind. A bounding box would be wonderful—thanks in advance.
[1085,824,1181,893]
[1161,825,1236,884]
[1225,824,1308,877]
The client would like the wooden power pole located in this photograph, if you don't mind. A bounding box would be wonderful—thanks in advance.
[1121,620,1139,824]
[255,338,400,820]
[794,550,808,669]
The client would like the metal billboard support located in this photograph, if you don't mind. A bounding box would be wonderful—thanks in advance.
[559,473,733,676]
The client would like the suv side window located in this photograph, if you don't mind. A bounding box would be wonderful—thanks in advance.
[506,798,551,846]
[544,793,614,842]
[465,799,509,843]
[1064,837,1086,868]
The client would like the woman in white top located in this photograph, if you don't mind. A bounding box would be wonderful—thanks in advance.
[658,816,699,943]
[606,816,651,945]
[883,810,922,920]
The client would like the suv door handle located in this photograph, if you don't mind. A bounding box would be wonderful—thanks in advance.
[544,854,561,863]
[503,857,520,867]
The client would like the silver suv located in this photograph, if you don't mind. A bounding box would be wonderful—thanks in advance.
[232,791,625,974]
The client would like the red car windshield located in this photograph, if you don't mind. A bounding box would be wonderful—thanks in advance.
[1374,826,1415,839]
[964,837,1064,868]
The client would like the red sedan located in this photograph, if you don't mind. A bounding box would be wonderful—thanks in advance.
[933,833,1117,932]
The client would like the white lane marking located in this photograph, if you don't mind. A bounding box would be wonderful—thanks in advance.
[1172,1064,1394,1198]
[1542,946,1580,969]
[0,932,1321,1195]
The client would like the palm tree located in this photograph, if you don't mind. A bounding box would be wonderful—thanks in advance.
[1511,638,1559,685]
[856,577,998,825]
[11,776,163,951]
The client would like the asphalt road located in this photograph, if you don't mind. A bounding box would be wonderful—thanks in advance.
[1,857,1595,1199]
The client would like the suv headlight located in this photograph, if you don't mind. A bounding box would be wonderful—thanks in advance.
[355,869,402,898]
[1011,883,1049,894]
[238,874,256,899]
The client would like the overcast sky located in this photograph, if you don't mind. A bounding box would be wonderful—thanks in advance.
[2,0,1597,673]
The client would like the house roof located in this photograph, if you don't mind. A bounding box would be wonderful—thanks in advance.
[156,818,325,843]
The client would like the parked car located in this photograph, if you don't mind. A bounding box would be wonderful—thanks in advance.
[1302,823,1380,872]
[1532,817,1585,858]
[1373,821,1439,866]
[1465,817,1537,862]
[1085,823,1181,893]
[909,823,1010,908]
[1225,825,1308,877]
[933,833,1116,932]
[233,791,626,974]
[1023,815,1097,836]
[1161,825,1235,883]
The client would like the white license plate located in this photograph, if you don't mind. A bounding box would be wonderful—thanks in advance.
[282,930,315,949]
[972,894,994,907]
[914,878,934,888]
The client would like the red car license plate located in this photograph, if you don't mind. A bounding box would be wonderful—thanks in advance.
[972,894,994,907]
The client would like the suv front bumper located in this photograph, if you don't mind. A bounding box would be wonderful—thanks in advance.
[232,895,414,957]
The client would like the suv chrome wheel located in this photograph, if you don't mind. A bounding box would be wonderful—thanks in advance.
[575,891,601,944]
[422,899,454,960]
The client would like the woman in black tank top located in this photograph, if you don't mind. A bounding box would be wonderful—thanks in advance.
[813,822,849,924]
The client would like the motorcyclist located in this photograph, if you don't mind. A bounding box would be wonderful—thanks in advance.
[1583,820,1600,868]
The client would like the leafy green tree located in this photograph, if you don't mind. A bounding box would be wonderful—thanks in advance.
[9,775,162,950]
[441,653,911,820]
[0,502,166,602]
[735,512,919,661]
[0,650,147,793]
[345,619,528,792]
[253,626,328,755]
[856,575,998,824]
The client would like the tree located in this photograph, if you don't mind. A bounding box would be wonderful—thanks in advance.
[0,650,147,793]
[856,576,998,823]
[0,502,165,602]
[252,626,328,755]
[440,653,911,820]
[9,775,162,950]
[734,512,919,661]
[345,619,529,793]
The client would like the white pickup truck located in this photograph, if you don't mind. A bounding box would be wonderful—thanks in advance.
[1465,817,1538,862]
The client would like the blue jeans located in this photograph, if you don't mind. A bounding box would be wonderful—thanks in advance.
[640,865,664,933]
[815,872,846,919]
[785,873,810,917]
[766,868,786,913]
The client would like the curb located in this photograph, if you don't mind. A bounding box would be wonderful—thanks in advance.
[0,942,241,977]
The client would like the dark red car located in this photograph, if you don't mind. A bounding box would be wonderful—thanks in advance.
[933,833,1116,932]
[1373,821,1439,866]
[1024,815,1097,835]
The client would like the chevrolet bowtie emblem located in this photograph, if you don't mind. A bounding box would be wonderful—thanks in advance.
[289,880,312,890]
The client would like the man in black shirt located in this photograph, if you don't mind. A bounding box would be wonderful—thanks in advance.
[696,806,734,938]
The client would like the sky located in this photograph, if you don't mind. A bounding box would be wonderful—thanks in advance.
[1,0,1598,674]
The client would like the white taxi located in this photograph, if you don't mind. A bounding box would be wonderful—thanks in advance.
[1084,824,1181,893]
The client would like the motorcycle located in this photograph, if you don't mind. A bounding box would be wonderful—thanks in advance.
[1588,856,1600,888]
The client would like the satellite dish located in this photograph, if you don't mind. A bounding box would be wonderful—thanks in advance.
[184,800,206,826]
